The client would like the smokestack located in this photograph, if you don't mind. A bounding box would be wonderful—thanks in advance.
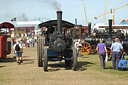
[79,25,82,39]
[109,19,112,35]
[57,11,62,34]
[88,22,91,37]
[75,18,77,26]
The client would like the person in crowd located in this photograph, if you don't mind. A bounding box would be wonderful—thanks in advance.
[29,38,32,46]
[110,38,124,70]
[13,38,16,45]
[34,36,37,42]
[12,38,14,45]
[74,39,82,55]
[31,37,35,47]
[13,40,23,65]
[27,38,30,47]
[22,38,25,46]
[96,39,107,69]
[25,39,27,47]
[19,38,22,45]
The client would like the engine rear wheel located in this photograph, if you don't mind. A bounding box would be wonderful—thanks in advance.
[81,42,91,55]
[65,60,72,67]
[43,48,48,71]
[64,49,72,67]
[37,38,43,67]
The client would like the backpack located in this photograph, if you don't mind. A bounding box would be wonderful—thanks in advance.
[15,44,20,51]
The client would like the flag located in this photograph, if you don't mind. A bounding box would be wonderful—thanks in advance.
[39,17,40,21]
[11,17,16,22]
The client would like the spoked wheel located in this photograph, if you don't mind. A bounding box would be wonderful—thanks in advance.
[81,42,91,55]
[37,38,44,67]
[72,47,77,71]
[43,48,48,71]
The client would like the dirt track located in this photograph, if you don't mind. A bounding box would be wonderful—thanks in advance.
[1,43,128,85]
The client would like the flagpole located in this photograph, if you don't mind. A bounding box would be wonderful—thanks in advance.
[15,18,18,38]
[11,17,17,38]
[14,18,18,38]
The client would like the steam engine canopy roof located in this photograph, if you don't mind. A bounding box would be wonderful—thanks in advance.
[38,20,74,29]
[0,22,15,28]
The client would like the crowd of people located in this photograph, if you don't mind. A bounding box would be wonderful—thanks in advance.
[12,37,37,48]
[12,37,37,65]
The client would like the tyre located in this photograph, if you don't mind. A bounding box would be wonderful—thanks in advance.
[43,48,48,71]
[64,49,72,67]
[72,47,77,71]
[65,60,72,67]
[37,38,43,67]
[40,38,44,65]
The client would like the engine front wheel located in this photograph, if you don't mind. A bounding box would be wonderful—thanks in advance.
[72,47,77,71]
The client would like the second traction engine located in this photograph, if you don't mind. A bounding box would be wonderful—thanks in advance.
[81,19,128,58]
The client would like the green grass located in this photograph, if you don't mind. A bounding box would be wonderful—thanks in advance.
[1,44,128,85]
[79,54,128,75]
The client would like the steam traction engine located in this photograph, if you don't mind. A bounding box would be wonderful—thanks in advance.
[37,11,77,71]
[81,19,128,58]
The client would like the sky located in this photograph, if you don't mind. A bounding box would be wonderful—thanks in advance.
[0,0,128,27]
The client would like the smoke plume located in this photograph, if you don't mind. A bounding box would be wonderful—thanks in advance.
[0,0,61,22]
[43,0,61,11]
[17,13,30,21]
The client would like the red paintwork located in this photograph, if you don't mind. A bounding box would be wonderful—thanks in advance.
[0,35,9,58]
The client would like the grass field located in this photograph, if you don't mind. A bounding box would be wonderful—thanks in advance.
[0,43,128,85]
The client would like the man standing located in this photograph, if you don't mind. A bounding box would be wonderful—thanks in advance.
[13,41,23,65]
[96,39,107,69]
[74,39,82,55]
[110,38,124,70]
